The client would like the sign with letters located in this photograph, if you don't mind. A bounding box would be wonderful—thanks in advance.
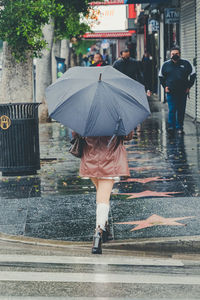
[165,8,180,24]
[82,5,127,31]
[148,19,159,34]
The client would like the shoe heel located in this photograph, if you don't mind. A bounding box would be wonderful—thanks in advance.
[92,226,102,254]
[102,222,113,243]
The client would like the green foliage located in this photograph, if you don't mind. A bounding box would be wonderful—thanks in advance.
[0,0,91,61]
[0,0,64,61]
[54,1,90,40]
[73,39,96,56]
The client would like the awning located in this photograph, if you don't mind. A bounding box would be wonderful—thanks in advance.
[89,1,124,5]
[89,0,170,4]
[83,31,135,38]
[124,0,170,3]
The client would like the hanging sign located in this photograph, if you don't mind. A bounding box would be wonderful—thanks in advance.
[165,8,180,24]
[148,19,159,34]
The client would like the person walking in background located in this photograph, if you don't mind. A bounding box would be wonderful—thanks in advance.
[82,55,89,67]
[159,46,196,134]
[90,53,107,67]
[113,49,143,83]
[102,50,110,65]
[113,49,146,135]
[78,134,133,254]
[142,50,153,96]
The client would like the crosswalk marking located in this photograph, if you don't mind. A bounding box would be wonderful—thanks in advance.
[0,298,197,300]
[0,271,199,285]
[0,255,184,266]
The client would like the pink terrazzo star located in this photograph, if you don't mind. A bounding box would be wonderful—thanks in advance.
[116,190,180,199]
[116,214,195,231]
[120,177,172,184]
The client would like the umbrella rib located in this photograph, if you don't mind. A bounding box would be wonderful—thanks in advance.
[102,81,151,115]
[83,82,125,136]
[50,82,96,115]
[83,83,100,136]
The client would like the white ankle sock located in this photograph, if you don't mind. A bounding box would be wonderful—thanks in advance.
[96,203,109,231]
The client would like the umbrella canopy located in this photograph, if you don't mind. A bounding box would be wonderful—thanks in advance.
[46,66,150,137]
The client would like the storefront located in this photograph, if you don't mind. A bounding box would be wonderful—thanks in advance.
[164,7,180,59]
[180,0,196,120]
[135,1,180,94]
[83,2,137,62]
[180,0,200,122]
[197,0,200,122]
[83,31,135,63]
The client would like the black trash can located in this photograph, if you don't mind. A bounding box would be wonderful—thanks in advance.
[0,103,40,176]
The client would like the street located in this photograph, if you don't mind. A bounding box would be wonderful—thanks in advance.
[1,0,200,298]
[0,96,200,298]
[1,97,200,243]
[1,97,200,299]
[0,239,199,299]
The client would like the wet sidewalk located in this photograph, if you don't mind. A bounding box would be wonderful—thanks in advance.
[0,97,200,251]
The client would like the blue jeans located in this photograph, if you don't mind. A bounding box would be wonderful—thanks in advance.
[166,93,187,130]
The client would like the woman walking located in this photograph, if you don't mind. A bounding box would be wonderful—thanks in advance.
[78,134,132,254]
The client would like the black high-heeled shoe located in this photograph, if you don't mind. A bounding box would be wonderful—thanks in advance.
[102,221,113,243]
[91,226,102,254]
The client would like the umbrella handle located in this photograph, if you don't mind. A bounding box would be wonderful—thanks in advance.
[114,117,121,134]
[107,134,116,147]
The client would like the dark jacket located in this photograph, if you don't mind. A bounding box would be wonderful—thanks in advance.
[142,56,153,91]
[113,57,142,83]
[159,58,196,94]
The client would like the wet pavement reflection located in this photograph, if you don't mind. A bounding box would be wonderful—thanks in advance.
[0,98,200,241]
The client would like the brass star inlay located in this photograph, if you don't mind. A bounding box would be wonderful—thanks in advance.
[116,214,195,231]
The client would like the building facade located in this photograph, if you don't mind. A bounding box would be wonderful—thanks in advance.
[85,0,200,123]
[139,0,199,121]
[180,0,200,122]
[83,1,137,62]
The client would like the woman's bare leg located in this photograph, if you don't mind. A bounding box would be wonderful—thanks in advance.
[90,177,98,190]
[96,179,114,204]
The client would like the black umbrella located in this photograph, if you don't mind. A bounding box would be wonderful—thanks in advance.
[46,66,150,136]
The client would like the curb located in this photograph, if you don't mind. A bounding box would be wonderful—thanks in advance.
[103,236,200,253]
[0,232,200,253]
[0,232,90,248]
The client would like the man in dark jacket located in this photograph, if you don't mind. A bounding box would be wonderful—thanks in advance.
[159,46,196,134]
[113,49,142,83]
